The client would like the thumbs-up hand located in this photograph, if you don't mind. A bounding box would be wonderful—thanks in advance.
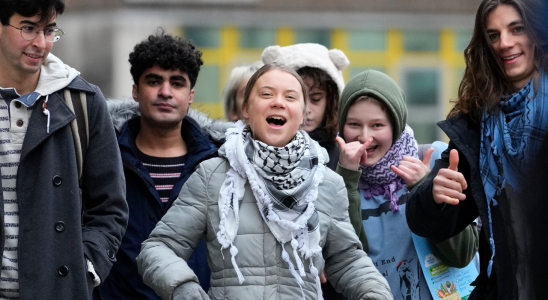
[432,149,468,205]
[391,147,434,186]
[336,136,371,171]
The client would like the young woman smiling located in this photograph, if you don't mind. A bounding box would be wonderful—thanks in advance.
[261,43,350,171]
[136,63,392,300]
[336,69,478,300]
[405,0,548,299]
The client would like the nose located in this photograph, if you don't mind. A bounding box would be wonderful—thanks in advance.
[499,31,515,49]
[305,105,312,116]
[31,31,47,50]
[357,127,371,143]
[158,82,172,99]
[270,95,286,109]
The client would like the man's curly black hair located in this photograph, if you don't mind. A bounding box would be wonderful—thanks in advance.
[129,30,203,88]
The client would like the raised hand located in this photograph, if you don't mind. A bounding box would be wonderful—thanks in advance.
[432,149,467,205]
[391,147,434,186]
[336,137,372,171]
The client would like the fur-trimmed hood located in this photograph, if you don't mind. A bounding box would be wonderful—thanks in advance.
[106,99,234,142]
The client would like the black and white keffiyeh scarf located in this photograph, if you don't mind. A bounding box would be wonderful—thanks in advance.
[218,121,326,299]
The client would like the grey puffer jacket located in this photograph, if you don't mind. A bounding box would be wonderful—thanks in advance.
[137,145,392,300]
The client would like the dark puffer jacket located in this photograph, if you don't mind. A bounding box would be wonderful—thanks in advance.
[100,100,230,299]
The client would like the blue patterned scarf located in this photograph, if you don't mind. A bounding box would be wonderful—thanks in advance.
[480,70,548,277]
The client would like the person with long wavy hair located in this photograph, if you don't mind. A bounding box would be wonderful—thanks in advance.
[405,0,548,299]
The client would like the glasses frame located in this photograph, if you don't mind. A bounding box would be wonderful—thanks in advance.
[7,24,64,43]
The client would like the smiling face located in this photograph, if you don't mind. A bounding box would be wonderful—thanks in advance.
[133,65,194,129]
[343,98,393,167]
[486,4,537,91]
[301,76,327,132]
[242,68,305,147]
[0,13,56,80]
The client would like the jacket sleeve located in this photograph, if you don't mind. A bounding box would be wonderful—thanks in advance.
[323,176,392,300]
[80,85,129,282]
[137,163,209,300]
[335,163,369,253]
[427,222,479,268]
[405,140,479,243]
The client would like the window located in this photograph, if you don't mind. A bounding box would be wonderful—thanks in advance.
[348,30,385,51]
[294,29,331,48]
[402,68,443,144]
[184,27,220,48]
[403,31,439,51]
[405,70,438,106]
[240,28,276,49]
[457,31,472,52]
[193,65,220,103]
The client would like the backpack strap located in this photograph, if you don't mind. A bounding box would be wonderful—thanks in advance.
[63,89,89,186]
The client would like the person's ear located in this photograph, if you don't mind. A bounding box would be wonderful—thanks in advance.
[132,84,139,102]
[189,89,194,105]
[242,103,249,119]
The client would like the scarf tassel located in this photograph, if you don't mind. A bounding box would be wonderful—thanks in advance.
[281,243,305,300]
[309,257,324,300]
[388,182,400,212]
[230,244,245,284]
[291,238,306,276]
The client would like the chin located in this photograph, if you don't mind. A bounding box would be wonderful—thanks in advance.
[363,158,380,167]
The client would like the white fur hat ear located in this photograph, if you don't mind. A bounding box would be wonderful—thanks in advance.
[261,45,282,64]
[260,43,349,95]
[328,49,350,71]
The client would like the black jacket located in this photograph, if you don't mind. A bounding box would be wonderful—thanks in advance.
[405,113,519,300]
[307,127,340,171]
[5,77,128,299]
[100,116,218,299]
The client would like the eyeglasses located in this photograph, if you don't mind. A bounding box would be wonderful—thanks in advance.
[7,24,64,43]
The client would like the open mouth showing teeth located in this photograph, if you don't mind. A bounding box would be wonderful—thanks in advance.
[367,145,378,152]
[267,116,286,126]
[25,53,41,59]
[503,54,521,61]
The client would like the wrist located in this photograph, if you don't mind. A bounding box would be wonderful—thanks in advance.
[340,161,359,171]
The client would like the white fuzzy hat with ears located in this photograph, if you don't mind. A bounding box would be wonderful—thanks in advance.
[261,43,350,95]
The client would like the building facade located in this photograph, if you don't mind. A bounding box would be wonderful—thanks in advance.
[57,0,480,142]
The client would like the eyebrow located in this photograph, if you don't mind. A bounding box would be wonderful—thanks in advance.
[144,74,163,80]
[258,86,300,94]
[170,75,187,82]
[346,117,386,122]
[143,73,188,83]
[19,20,57,27]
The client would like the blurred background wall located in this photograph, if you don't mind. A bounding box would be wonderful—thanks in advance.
[55,0,481,143]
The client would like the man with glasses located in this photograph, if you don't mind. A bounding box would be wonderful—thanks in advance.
[0,1,128,300]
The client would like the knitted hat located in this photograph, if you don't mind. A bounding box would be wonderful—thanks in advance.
[338,70,407,144]
[261,43,350,95]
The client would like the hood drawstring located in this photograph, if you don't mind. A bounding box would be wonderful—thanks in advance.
[42,95,50,133]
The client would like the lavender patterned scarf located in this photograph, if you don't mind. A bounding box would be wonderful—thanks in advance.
[358,126,418,212]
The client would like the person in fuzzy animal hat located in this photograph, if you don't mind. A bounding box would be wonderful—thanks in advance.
[262,44,349,172]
